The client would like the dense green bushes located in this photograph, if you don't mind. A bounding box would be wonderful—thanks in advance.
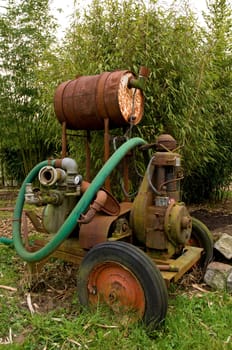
[0,0,231,202]
[0,0,61,181]
[57,0,231,202]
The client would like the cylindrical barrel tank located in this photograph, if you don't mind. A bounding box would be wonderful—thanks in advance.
[54,70,144,130]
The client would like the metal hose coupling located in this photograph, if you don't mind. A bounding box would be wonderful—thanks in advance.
[38,166,66,186]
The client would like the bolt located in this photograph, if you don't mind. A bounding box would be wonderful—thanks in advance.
[89,285,97,295]
[181,216,191,229]
[108,291,117,302]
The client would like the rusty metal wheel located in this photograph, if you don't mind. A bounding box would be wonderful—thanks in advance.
[77,241,168,329]
[189,217,214,269]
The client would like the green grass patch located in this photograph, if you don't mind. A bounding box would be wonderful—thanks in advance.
[0,245,231,349]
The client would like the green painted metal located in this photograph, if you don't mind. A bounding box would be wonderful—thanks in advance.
[12,137,146,262]
[130,172,152,244]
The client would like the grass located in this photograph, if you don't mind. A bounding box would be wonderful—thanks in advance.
[0,244,232,350]
[0,196,232,349]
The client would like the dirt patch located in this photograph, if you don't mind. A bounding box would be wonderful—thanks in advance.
[18,261,80,314]
[190,198,232,237]
[190,209,232,231]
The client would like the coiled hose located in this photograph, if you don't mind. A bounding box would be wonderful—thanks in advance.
[12,137,146,263]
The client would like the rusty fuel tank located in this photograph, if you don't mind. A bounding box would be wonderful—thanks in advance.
[54,70,144,130]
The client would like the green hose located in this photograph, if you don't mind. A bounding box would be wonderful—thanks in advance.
[0,237,13,245]
[13,137,146,262]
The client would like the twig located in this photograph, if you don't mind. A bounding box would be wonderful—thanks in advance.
[224,336,231,344]
[67,338,82,346]
[0,328,13,345]
[95,323,119,329]
[0,285,17,292]
[67,338,91,349]
[192,284,209,293]
[26,293,35,315]
[9,328,12,344]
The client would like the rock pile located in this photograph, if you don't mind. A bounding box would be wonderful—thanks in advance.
[204,232,232,292]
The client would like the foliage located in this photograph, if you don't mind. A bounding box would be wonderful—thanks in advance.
[0,0,231,202]
[182,0,232,202]
[56,0,232,203]
[0,0,61,182]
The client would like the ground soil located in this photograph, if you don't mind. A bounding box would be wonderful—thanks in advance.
[190,198,232,237]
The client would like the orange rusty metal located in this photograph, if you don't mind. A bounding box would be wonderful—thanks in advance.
[152,152,180,167]
[152,151,182,200]
[54,70,144,131]
[79,202,132,249]
[87,261,145,317]
[61,122,67,158]
[104,118,111,191]
[101,189,120,216]
[85,131,91,182]
[79,214,119,249]
[156,134,177,151]
[80,182,120,216]
[139,66,150,78]
[122,153,133,202]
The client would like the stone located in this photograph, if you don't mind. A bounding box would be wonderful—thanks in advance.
[204,261,232,291]
[227,271,232,292]
[214,233,232,259]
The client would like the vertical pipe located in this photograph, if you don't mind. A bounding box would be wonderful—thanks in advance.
[104,118,111,191]
[61,122,67,158]
[155,166,165,191]
[22,211,29,249]
[123,155,130,201]
[86,131,91,182]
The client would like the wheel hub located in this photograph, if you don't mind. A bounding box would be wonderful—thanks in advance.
[87,262,145,317]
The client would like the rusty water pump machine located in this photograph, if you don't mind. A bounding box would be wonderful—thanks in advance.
[13,67,214,330]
